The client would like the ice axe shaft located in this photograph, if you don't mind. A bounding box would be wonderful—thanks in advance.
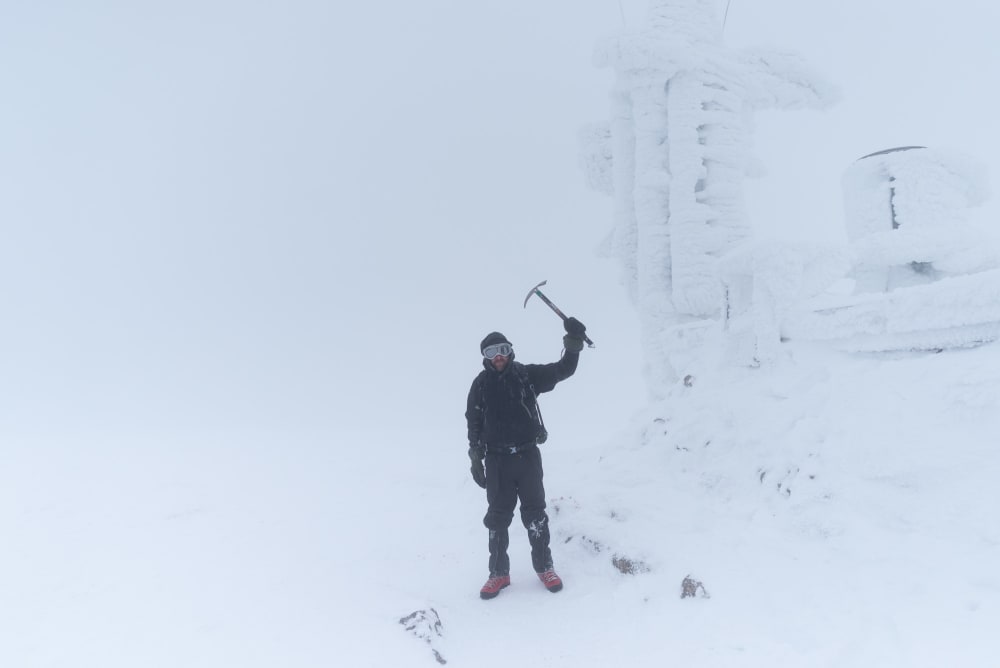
[523,280,595,348]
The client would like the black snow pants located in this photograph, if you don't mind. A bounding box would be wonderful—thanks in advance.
[482,445,552,576]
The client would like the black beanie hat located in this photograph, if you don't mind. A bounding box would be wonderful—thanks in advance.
[480,331,511,353]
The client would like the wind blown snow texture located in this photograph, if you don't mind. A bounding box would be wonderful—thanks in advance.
[537,338,1000,667]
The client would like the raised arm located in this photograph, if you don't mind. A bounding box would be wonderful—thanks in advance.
[526,317,587,393]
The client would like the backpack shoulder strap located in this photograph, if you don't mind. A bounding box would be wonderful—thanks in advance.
[512,362,547,440]
[512,362,536,397]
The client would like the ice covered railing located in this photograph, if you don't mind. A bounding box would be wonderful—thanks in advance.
[721,146,1000,360]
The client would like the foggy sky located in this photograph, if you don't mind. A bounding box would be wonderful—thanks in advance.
[2,1,996,445]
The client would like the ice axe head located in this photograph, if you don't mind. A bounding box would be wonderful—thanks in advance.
[523,280,550,310]
[522,279,595,348]
[523,279,567,321]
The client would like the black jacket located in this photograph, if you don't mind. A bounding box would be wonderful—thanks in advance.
[466,351,579,451]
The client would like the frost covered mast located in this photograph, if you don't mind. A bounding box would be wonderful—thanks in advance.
[581,0,835,396]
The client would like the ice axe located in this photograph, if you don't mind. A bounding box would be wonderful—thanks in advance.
[523,280,595,348]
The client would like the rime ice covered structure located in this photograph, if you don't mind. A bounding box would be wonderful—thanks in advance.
[718,145,997,360]
[582,0,836,396]
[842,146,992,293]
[582,1,1000,384]
[781,147,1000,353]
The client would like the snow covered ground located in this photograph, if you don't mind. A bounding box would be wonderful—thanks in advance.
[5,339,999,666]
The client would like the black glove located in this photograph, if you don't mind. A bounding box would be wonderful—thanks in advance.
[469,446,487,489]
[563,317,586,353]
[564,317,586,338]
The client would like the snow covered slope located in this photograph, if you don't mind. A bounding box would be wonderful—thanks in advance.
[7,340,998,667]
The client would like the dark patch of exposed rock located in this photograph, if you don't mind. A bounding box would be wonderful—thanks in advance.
[612,554,651,575]
[680,575,710,599]
[399,608,446,664]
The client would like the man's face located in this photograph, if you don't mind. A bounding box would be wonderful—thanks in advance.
[491,354,509,372]
[483,341,512,371]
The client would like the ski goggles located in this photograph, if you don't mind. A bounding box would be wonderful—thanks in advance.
[482,342,513,359]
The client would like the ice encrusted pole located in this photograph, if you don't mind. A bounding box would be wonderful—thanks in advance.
[587,0,836,396]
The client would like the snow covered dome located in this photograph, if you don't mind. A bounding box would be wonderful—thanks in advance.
[842,146,989,293]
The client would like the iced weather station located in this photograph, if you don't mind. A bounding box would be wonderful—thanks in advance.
[4,1,999,667]
[579,1,998,384]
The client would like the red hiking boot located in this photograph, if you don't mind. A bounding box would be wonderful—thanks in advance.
[537,569,563,593]
[480,574,511,600]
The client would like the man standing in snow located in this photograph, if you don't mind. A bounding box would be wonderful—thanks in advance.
[465,317,587,599]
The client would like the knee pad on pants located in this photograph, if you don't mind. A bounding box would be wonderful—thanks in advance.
[484,509,514,530]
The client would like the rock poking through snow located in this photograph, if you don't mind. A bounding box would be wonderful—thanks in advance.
[399,608,446,665]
